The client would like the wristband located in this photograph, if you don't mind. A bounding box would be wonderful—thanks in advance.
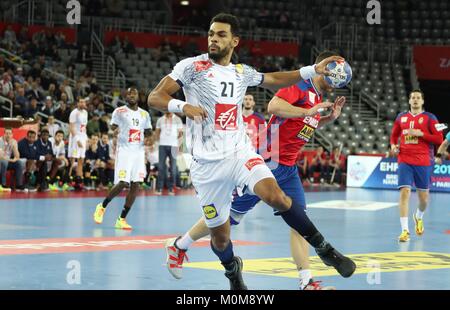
[436,153,443,158]
[168,99,187,113]
[299,65,318,80]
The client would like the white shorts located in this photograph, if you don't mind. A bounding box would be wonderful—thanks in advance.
[190,150,274,228]
[68,136,87,159]
[114,147,146,184]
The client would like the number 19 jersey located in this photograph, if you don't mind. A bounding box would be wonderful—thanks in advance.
[111,106,152,151]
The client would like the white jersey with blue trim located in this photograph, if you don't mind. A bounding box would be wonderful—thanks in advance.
[169,53,264,162]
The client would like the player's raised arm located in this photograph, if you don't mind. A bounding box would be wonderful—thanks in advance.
[267,96,333,119]
[261,55,344,90]
[147,76,207,120]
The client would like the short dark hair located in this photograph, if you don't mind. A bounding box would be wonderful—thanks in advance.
[55,130,64,136]
[4,127,12,132]
[27,130,36,136]
[315,51,340,64]
[40,129,49,135]
[410,89,425,100]
[210,13,240,36]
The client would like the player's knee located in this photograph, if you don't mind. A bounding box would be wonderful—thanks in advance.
[211,234,229,251]
[264,189,290,211]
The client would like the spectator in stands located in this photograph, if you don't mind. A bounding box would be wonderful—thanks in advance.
[109,35,123,55]
[54,101,70,123]
[14,86,29,116]
[84,134,102,189]
[46,115,60,137]
[65,64,75,80]
[17,27,29,44]
[77,45,92,68]
[86,113,100,137]
[99,114,110,134]
[97,133,114,189]
[54,31,66,48]
[0,55,12,72]
[184,38,199,57]
[155,112,183,195]
[48,129,68,190]
[62,79,74,103]
[41,96,56,118]
[0,73,13,96]
[328,146,346,185]
[3,26,18,47]
[26,80,44,102]
[0,128,26,191]
[45,83,57,100]
[122,36,135,54]
[13,67,25,85]
[35,129,54,191]
[18,130,38,191]
[22,98,39,119]
[94,102,106,117]
[308,146,329,183]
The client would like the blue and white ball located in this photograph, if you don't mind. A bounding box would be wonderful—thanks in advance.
[324,60,352,88]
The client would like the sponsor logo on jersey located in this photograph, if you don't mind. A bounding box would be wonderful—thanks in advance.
[140,111,147,119]
[117,107,128,113]
[297,125,315,141]
[235,64,244,74]
[215,104,238,130]
[401,117,407,123]
[245,157,264,171]
[419,117,424,124]
[405,135,418,144]
[128,129,141,143]
[303,116,319,128]
[194,60,212,72]
[202,204,218,219]
[207,72,214,78]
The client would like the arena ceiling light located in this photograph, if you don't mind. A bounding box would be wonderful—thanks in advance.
[180,1,189,5]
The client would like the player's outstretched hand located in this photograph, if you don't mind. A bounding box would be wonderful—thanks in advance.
[183,104,207,121]
[391,144,399,154]
[315,56,345,76]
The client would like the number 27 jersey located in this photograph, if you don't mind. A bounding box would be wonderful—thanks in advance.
[111,106,152,150]
[169,53,264,162]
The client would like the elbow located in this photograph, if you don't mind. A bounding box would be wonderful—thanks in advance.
[147,90,158,109]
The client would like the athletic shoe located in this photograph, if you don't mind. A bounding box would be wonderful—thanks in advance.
[165,237,189,279]
[316,244,356,278]
[155,189,162,195]
[62,183,74,191]
[168,189,175,196]
[414,214,424,236]
[93,203,106,224]
[0,185,11,192]
[302,280,336,290]
[222,256,247,290]
[398,230,410,242]
[48,183,60,191]
[115,217,132,230]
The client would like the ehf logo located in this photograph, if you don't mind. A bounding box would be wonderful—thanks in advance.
[215,104,238,131]
[128,129,141,142]
[349,161,367,181]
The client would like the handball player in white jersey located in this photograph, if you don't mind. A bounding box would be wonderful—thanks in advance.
[69,98,88,190]
[93,87,152,230]
[148,13,355,289]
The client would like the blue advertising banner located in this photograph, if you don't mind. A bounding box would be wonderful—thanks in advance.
[346,156,450,192]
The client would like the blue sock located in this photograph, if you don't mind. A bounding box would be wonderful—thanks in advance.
[279,201,325,248]
[211,240,234,264]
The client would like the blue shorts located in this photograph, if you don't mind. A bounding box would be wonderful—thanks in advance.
[230,163,306,225]
[398,163,433,191]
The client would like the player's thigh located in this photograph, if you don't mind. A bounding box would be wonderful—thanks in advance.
[398,163,414,189]
[413,165,433,191]
[130,150,146,183]
[277,166,306,208]
[114,149,133,184]
[191,160,236,229]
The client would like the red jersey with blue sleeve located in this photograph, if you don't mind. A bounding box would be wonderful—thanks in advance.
[390,111,443,166]
[262,79,323,166]
[243,112,266,150]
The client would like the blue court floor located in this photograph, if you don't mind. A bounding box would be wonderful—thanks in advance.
[0,187,449,290]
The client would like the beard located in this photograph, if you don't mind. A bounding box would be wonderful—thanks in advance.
[243,106,252,110]
[208,45,231,62]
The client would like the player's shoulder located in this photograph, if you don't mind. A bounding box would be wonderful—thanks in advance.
[423,111,438,121]
[114,106,128,114]
[175,54,209,70]
[137,107,150,117]
[253,112,266,122]
[395,111,408,121]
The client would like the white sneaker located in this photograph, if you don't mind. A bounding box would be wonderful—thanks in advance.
[165,237,189,279]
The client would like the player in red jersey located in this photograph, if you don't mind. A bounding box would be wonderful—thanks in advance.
[390,90,443,242]
[165,51,355,289]
[242,94,266,150]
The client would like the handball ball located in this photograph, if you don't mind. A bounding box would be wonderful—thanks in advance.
[324,60,352,88]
